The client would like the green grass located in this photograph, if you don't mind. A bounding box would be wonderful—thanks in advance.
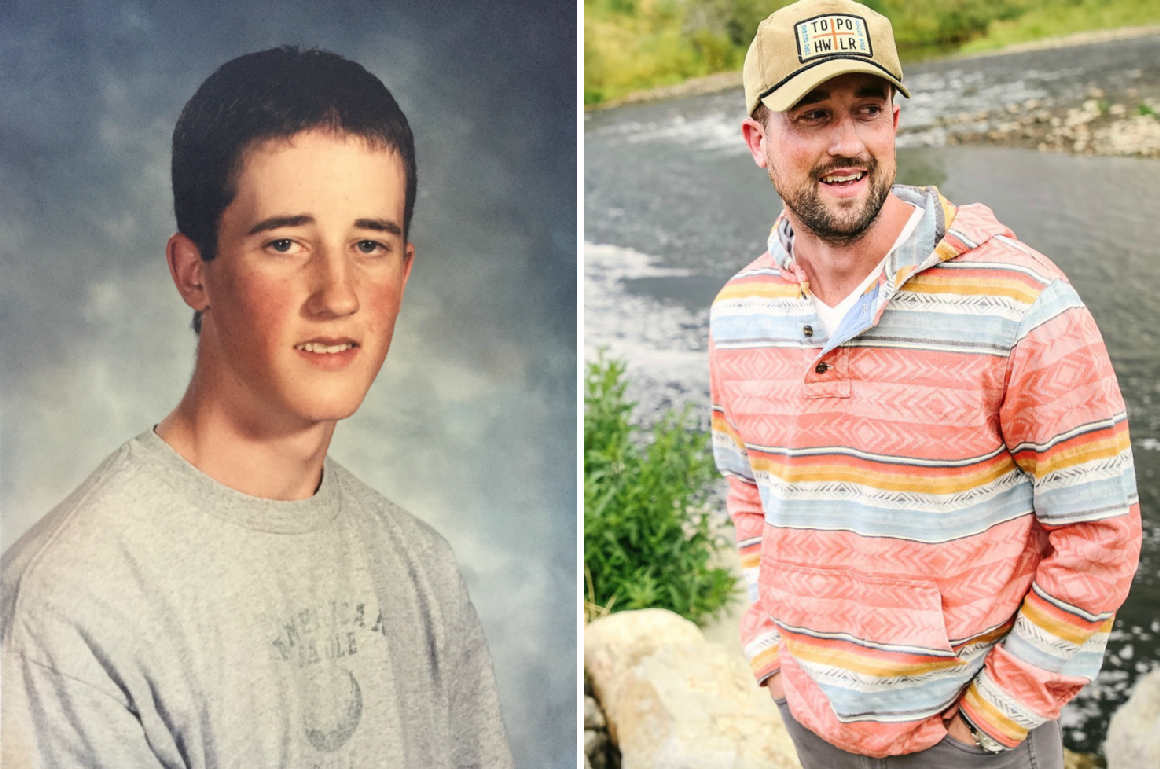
[959,0,1160,54]
[584,353,738,625]
[584,0,726,106]
[585,0,762,105]
[585,0,1160,106]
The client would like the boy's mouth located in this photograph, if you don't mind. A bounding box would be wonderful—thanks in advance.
[295,341,358,354]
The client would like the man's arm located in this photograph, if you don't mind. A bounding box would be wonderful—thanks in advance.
[960,281,1141,749]
[709,335,781,685]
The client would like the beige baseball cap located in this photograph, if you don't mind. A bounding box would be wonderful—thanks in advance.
[743,0,910,115]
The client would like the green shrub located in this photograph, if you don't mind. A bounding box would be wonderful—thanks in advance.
[584,354,738,625]
[690,29,733,73]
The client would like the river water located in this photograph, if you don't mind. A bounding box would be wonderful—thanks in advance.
[585,34,1160,758]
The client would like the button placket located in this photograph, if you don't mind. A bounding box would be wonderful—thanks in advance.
[803,346,851,398]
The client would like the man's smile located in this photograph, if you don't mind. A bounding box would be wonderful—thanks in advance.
[820,170,867,185]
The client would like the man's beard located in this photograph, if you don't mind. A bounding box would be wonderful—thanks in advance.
[771,156,893,246]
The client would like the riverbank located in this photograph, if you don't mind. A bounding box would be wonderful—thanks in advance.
[941,90,1160,159]
[587,24,1160,109]
[933,25,1160,158]
[584,0,1160,107]
[586,27,1160,159]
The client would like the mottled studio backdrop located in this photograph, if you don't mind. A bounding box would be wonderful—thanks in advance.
[0,1,577,767]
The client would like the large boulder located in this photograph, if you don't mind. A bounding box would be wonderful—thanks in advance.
[1107,667,1160,769]
[585,608,705,742]
[585,608,799,769]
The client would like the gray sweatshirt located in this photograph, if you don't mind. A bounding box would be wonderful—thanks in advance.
[1,429,513,769]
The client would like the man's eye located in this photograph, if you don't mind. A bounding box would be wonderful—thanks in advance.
[356,240,387,254]
[268,238,294,253]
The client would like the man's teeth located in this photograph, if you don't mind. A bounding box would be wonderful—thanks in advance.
[822,171,866,183]
[296,342,355,353]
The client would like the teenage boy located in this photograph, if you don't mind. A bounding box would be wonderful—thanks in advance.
[1,47,513,769]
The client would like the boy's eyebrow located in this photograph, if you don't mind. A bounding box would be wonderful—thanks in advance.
[245,216,403,237]
[354,218,402,236]
[247,215,313,236]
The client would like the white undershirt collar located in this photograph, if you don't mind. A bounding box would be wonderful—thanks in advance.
[809,203,923,336]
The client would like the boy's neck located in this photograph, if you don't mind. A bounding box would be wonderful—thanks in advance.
[156,381,336,501]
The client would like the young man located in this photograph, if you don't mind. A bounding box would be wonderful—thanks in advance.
[1,47,512,768]
[709,1,1141,766]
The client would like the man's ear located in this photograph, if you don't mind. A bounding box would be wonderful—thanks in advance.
[166,233,210,312]
[742,117,770,169]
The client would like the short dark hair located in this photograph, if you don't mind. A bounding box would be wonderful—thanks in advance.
[751,102,771,128]
[172,47,417,333]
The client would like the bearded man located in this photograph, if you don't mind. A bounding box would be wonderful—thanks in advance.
[708,1,1141,766]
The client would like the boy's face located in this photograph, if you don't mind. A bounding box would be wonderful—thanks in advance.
[195,129,413,428]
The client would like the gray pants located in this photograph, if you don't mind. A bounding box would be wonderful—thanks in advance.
[775,699,1065,769]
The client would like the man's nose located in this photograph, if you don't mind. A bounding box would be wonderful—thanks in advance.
[828,113,867,158]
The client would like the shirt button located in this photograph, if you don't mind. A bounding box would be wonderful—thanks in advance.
[803,325,813,338]
[815,361,829,374]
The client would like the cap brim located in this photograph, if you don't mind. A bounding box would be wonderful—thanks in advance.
[758,58,910,113]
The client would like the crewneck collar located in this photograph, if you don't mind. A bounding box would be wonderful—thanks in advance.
[130,428,342,534]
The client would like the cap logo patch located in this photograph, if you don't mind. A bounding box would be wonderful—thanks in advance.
[795,14,872,62]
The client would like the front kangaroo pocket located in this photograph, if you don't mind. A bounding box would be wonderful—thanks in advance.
[762,561,964,722]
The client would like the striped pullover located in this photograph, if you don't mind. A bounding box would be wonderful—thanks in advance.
[709,185,1140,758]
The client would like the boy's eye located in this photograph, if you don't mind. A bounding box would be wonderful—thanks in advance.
[356,240,386,254]
[268,238,294,253]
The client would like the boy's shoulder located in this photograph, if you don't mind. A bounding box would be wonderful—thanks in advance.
[1,438,143,613]
[325,460,463,583]
[0,433,172,677]
[328,461,441,541]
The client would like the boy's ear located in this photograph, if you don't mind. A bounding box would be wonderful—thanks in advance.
[165,233,210,312]
[403,241,415,284]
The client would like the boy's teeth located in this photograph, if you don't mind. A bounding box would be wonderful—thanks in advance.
[296,342,354,353]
